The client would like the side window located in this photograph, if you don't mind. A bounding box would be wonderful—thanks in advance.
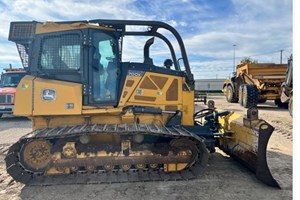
[122,36,174,70]
[39,34,81,70]
[92,32,118,103]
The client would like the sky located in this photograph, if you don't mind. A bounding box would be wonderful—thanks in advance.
[0,0,293,79]
[0,0,298,193]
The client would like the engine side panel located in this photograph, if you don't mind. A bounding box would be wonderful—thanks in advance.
[182,90,194,125]
[33,78,82,115]
[126,72,183,108]
[14,76,82,116]
[14,75,34,116]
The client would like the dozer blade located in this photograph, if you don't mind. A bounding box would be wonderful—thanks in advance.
[218,109,280,188]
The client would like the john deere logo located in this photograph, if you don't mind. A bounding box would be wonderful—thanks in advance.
[41,89,56,102]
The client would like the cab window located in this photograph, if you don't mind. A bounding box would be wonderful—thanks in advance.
[91,32,118,103]
[39,34,81,70]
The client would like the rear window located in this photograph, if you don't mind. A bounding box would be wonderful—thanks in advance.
[39,33,81,71]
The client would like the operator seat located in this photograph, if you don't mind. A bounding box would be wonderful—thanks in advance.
[164,59,173,69]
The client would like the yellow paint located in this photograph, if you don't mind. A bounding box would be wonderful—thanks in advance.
[119,74,143,106]
[33,78,82,115]
[32,116,85,130]
[14,75,35,116]
[164,163,187,172]
[182,90,194,125]
[31,113,168,130]
[97,151,108,157]
[236,63,287,78]
[46,152,63,175]
[77,153,86,159]
[90,115,122,124]
[126,72,182,106]
[218,112,265,155]
[46,168,64,175]
[82,107,123,114]
[62,142,77,158]
[218,111,240,131]
[36,22,115,34]
[22,70,194,129]
[119,71,188,126]
[224,63,287,100]
[134,113,168,126]
[227,88,232,98]
[121,111,135,124]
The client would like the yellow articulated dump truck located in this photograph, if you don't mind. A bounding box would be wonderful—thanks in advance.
[223,62,287,108]
[6,19,279,187]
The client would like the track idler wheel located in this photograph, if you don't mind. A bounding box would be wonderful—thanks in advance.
[86,166,96,173]
[136,164,146,170]
[103,165,114,172]
[149,163,158,170]
[121,164,131,171]
[170,138,198,168]
[22,140,52,172]
[70,166,78,173]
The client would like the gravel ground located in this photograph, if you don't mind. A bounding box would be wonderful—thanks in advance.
[0,96,293,200]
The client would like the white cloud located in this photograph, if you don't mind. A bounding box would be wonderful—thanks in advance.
[179,0,292,79]
[0,0,148,69]
[0,0,293,79]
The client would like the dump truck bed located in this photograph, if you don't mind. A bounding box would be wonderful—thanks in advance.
[237,63,287,82]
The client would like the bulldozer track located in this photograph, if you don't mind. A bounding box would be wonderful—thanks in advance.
[5,123,208,185]
[0,144,10,156]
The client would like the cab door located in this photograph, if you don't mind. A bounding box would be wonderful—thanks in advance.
[87,30,120,106]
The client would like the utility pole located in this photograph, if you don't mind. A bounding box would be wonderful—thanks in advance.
[280,49,284,64]
[233,44,236,72]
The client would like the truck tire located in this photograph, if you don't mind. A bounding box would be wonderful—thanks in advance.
[242,85,258,108]
[288,96,293,117]
[274,99,288,108]
[238,85,245,106]
[225,85,238,103]
[258,99,267,104]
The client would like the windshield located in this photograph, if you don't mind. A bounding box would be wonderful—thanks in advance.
[0,73,25,88]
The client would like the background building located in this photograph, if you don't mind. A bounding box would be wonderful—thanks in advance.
[195,79,226,93]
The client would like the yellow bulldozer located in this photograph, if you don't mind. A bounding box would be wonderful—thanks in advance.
[6,19,279,187]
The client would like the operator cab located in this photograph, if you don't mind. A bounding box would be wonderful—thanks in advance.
[8,20,194,107]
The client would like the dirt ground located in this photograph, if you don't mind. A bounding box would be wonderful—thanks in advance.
[0,96,293,200]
